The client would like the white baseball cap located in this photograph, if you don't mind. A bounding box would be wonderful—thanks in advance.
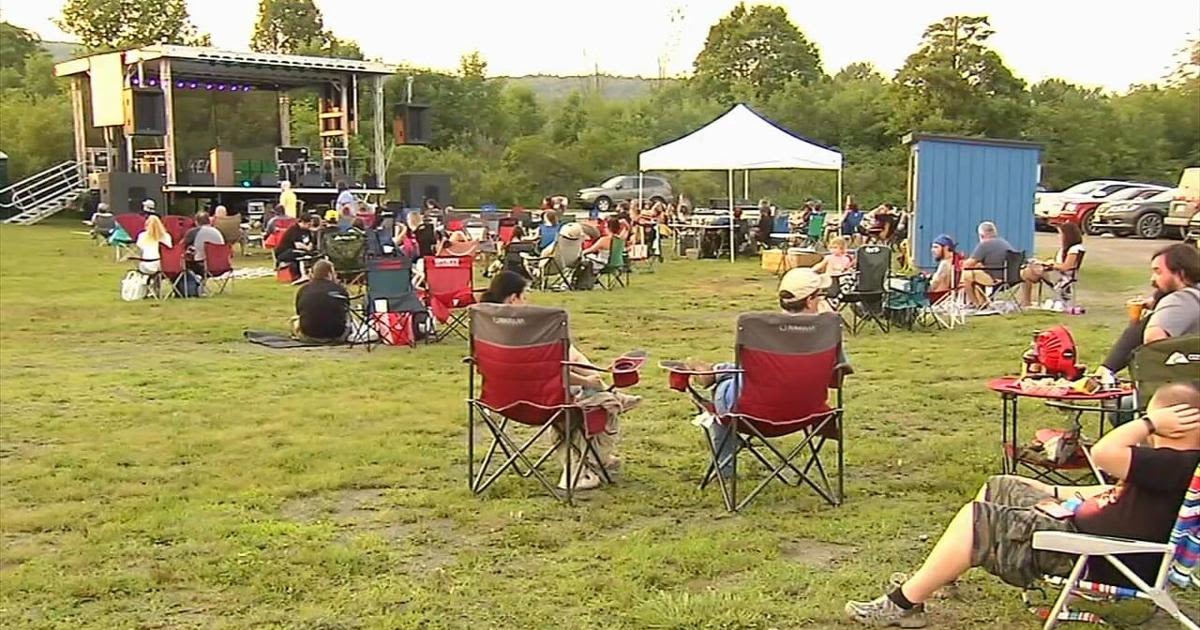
[778,267,832,299]
[142,199,157,212]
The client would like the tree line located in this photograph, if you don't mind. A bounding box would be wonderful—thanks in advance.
[0,1,1196,210]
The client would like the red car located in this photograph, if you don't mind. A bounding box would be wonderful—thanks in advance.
[1048,186,1166,234]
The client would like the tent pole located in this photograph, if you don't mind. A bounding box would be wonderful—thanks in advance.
[728,169,735,263]
[638,172,644,211]
[836,167,844,244]
[743,170,749,200]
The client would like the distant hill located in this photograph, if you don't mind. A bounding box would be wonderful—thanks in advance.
[496,75,681,101]
[36,42,675,103]
[41,41,81,62]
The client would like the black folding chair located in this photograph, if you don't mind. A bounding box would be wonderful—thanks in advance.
[981,250,1026,313]
[838,245,891,334]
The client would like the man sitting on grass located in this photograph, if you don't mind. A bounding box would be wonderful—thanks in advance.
[845,382,1200,628]
[291,260,348,342]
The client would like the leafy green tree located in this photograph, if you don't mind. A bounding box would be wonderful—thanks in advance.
[0,22,40,73]
[503,86,546,138]
[692,2,823,104]
[56,0,210,51]
[250,0,325,54]
[0,92,73,179]
[549,91,588,145]
[891,15,1027,138]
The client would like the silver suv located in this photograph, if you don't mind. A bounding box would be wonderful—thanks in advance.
[576,175,674,212]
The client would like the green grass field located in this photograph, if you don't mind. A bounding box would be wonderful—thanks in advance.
[0,224,1184,628]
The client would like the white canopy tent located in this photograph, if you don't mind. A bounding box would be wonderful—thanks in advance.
[638,104,843,261]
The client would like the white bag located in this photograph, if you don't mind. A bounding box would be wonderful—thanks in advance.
[121,271,148,301]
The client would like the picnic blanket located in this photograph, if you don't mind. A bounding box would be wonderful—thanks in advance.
[244,330,347,349]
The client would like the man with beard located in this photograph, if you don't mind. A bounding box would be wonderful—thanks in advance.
[1098,243,1200,381]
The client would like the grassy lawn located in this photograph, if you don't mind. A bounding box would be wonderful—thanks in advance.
[0,223,1180,628]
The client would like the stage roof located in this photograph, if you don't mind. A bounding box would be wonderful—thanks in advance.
[55,45,396,87]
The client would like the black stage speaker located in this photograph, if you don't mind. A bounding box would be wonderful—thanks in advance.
[275,146,309,164]
[98,172,166,212]
[123,87,166,136]
[393,103,432,145]
[396,173,451,208]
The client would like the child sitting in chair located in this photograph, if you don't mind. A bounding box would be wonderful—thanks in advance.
[813,236,853,275]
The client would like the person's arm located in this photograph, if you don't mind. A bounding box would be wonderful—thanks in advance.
[812,257,829,273]
[1091,403,1200,480]
[1057,251,1080,272]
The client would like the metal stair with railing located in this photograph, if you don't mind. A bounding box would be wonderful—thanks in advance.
[1,161,87,225]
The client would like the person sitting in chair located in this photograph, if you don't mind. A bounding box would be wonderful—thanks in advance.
[581,218,624,273]
[134,215,173,275]
[845,381,1200,628]
[813,236,853,275]
[479,270,641,490]
[291,260,349,342]
[274,214,318,279]
[687,267,849,479]
[1097,243,1200,383]
[959,221,1016,308]
[1019,223,1085,307]
[183,211,226,275]
[928,235,958,294]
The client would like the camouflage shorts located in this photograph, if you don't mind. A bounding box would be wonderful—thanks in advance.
[970,476,1077,588]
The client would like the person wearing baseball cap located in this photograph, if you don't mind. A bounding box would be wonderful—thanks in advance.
[141,199,157,215]
[688,266,846,479]
[930,234,958,293]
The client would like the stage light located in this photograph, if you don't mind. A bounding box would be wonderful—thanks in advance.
[189,82,198,89]
[241,180,252,188]
[175,81,185,88]
[205,83,213,90]
[147,78,158,86]
[131,77,140,86]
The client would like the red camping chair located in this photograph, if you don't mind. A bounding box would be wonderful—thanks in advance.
[111,213,146,260]
[662,312,850,511]
[161,215,195,244]
[264,217,296,250]
[424,255,480,342]
[159,241,188,298]
[466,303,643,504]
[203,242,235,295]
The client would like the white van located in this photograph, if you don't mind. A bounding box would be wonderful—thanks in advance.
[1164,167,1200,238]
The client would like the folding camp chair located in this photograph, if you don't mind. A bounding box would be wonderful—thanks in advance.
[356,257,426,350]
[1038,251,1087,310]
[1030,462,1199,630]
[838,245,891,334]
[158,241,188,299]
[424,255,480,342]
[979,250,1026,313]
[465,303,618,504]
[800,212,826,248]
[213,214,248,255]
[161,215,195,244]
[597,237,630,290]
[111,213,145,261]
[90,214,117,245]
[527,231,583,291]
[884,274,933,331]
[1130,335,1200,410]
[324,231,367,286]
[662,312,849,511]
[202,242,234,295]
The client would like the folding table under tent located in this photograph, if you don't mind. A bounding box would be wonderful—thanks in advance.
[637,104,844,261]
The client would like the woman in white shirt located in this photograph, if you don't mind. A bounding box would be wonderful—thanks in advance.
[1020,222,1084,306]
[135,215,173,275]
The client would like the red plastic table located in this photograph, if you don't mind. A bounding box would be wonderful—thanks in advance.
[986,377,1132,483]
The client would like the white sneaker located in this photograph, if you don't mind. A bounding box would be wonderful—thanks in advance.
[558,468,602,491]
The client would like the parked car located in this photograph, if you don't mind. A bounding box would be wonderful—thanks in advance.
[1033,180,1150,232]
[1164,167,1200,239]
[1091,188,1177,239]
[575,175,674,212]
[1046,184,1165,235]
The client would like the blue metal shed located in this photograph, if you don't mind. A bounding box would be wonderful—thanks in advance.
[904,133,1042,270]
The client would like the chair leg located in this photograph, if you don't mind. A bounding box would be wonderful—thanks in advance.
[1043,555,1089,630]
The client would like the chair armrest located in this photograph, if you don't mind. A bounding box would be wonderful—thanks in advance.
[1032,531,1170,556]
[658,360,742,377]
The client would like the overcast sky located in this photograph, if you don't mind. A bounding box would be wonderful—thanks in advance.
[2,0,1196,92]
